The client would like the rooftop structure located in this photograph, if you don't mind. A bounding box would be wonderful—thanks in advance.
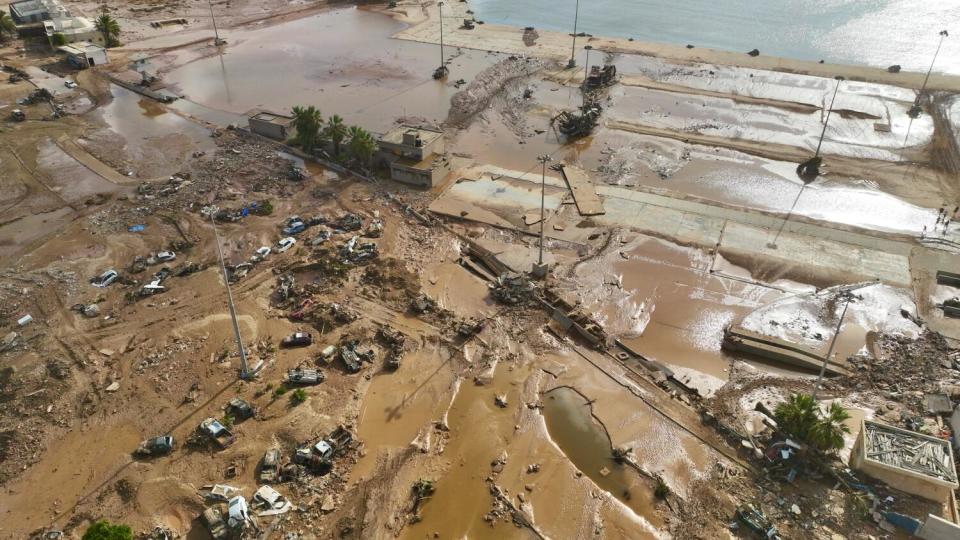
[378,126,448,187]
[8,0,69,25]
[57,41,108,68]
[247,110,295,141]
[45,15,103,46]
[851,420,958,502]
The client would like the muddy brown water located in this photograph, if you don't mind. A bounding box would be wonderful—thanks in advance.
[163,8,500,135]
[541,386,659,521]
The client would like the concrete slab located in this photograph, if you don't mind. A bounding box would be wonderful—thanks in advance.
[559,164,605,216]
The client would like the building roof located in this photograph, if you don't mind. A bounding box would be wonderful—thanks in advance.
[394,153,446,172]
[380,125,443,147]
[44,15,95,36]
[249,111,294,125]
[861,420,958,485]
[12,0,69,19]
[57,41,105,56]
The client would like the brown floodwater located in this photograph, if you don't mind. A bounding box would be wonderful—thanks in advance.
[541,386,659,522]
[163,8,501,135]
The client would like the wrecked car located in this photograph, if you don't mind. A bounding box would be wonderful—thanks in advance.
[201,506,229,540]
[285,367,325,385]
[225,397,255,421]
[134,435,175,457]
[197,417,236,449]
[91,269,119,288]
[259,448,282,483]
[281,331,313,348]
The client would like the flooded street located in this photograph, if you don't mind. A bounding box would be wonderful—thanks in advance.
[164,8,500,134]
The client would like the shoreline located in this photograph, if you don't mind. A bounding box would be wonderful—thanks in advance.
[388,0,960,93]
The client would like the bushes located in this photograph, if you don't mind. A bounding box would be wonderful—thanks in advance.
[291,388,307,405]
[82,520,133,540]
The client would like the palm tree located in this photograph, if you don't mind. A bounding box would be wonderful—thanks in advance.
[0,12,15,43]
[325,115,348,158]
[774,393,818,441]
[95,12,121,48]
[809,402,851,453]
[291,105,323,153]
[347,126,377,167]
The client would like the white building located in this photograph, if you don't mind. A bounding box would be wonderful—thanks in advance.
[45,15,103,46]
[58,41,108,69]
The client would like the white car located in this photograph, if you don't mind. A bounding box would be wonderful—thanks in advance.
[64,80,77,89]
[277,237,296,252]
[156,251,176,262]
[255,246,271,258]
[91,269,119,288]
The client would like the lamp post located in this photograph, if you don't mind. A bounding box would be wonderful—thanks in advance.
[208,0,224,45]
[532,154,552,278]
[210,213,249,379]
[583,44,593,86]
[811,295,851,401]
[910,29,949,118]
[433,2,449,79]
[774,76,843,248]
[567,0,581,69]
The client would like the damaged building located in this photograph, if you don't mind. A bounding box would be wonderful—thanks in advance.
[377,125,450,187]
[851,420,959,504]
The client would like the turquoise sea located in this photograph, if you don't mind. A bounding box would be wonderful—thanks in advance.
[470,0,960,75]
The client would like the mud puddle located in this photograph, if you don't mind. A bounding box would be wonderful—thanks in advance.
[164,8,499,134]
[542,386,658,519]
[0,206,75,262]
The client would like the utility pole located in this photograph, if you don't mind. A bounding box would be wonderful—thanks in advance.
[208,0,224,45]
[567,0,581,69]
[910,29,949,118]
[210,213,249,379]
[583,45,593,86]
[433,2,448,79]
[774,76,843,248]
[811,297,851,401]
[532,154,552,278]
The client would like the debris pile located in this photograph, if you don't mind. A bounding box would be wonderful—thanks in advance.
[489,273,534,305]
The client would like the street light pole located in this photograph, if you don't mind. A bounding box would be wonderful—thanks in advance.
[537,154,552,266]
[210,213,249,379]
[208,0,223,45]
[439,1,444,70]
[567,0,581,69]
[814,76,844,160]
[910,30,949,117]
[811,296,852,401]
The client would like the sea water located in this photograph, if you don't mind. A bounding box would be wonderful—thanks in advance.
[470,0,960,74]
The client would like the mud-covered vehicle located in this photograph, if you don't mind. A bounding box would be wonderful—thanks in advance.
[285,367,325,385]
[201,506,229,540]
[281,331,313,348]
[225,397,255,421]
[196,418,235,449]
[259,448,282,483]
[134,435,174,457]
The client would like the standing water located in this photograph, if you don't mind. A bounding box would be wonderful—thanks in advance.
[542,387,660,523]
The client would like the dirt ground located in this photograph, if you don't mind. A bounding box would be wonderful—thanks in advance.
[2,0,960,539]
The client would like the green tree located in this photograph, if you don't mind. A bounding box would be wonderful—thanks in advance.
[94,12,121,48]
[324,114,348,158]
[347,125,377,167]
[774,393,818,441]
[291,105,323,154]
[0,11,15,42]
[50,32,67,46]
[774,394,851,454]
[82,520,133,540]
[291,388,307,405]
[809,401,851,452]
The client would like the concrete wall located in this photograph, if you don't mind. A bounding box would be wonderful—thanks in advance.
[379,134,443,162]
[918,514,960,540]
